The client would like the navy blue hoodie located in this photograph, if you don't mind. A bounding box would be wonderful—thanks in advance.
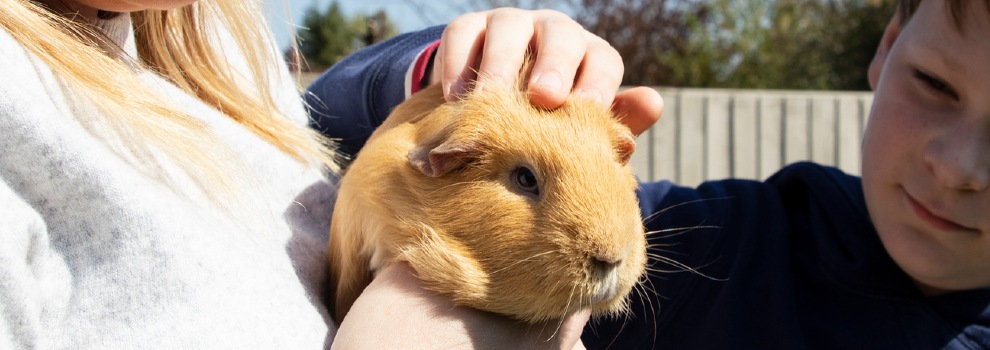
[583,163,990,349]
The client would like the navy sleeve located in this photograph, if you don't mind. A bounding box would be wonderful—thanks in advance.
[304,25,446,160]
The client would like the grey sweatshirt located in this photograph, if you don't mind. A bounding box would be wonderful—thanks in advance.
[0,13,337,349]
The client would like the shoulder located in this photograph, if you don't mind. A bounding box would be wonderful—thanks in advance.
[764,161,867,216]
[0,24,55,80]
[767,161,861,191]
[639,162,863,221]
[0,26,75,124]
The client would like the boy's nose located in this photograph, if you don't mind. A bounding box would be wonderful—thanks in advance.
[925,129,990,192]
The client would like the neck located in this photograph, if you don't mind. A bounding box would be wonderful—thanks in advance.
[33,0,111,21]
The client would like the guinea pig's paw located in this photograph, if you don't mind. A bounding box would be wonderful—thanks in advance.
[397,224,489,302]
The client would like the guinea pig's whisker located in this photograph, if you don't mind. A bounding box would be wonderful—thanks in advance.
[641,196,734,226]
[600,303,630,350]
[636,276,658,296]
[542,284,579,342]
[639,284,657,323]
[645,253,726,281]
[645,223,722,238]
[486,250,556,276]
[647,248,691,263]
[632,279,661,348]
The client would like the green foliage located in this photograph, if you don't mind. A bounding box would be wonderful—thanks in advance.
[563,0,895,90]
[670,0,897,90]
[295,2,399,71]
[297,1,352,71]
[347,10,399,47]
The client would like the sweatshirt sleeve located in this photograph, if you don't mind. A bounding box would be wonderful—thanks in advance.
[0,178,72,350]
[304,25,445,160]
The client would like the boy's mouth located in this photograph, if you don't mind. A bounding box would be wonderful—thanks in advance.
[904,191,978,233]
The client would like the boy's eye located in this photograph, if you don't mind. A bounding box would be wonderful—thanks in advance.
[913,69,958,100]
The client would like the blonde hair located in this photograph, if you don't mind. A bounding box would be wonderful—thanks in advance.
[0,0,339,202]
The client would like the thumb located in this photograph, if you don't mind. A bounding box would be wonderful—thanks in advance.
[558,309,591,350]
[612,86,664,137]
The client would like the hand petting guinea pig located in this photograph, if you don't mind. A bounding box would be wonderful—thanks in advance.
[327,59,647,324]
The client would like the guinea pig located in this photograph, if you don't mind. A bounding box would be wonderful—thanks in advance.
[328,68,647,324]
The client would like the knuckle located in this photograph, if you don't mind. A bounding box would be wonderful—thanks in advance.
[445,13,484,34]
[488,8,531,26]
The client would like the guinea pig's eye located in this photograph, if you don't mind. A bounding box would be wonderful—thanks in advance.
[511,166,540,196]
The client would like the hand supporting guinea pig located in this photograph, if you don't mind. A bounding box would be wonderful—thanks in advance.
[332,262,590,350]
[428,8,664,137]
[331,9,652,350]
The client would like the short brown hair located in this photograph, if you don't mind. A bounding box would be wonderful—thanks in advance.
[898,0,988,29]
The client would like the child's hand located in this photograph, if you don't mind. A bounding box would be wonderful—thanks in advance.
[430,8,663,136]
[332,262,589,349]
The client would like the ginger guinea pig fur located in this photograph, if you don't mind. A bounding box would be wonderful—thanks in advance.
[328,77,647,324]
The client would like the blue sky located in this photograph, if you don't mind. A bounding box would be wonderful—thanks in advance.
[263,0,466,50]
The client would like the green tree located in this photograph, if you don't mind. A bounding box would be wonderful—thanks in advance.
[295,3,401,72]
[348,10,399,48]
[297,1,353,71]
[692,0,896,90]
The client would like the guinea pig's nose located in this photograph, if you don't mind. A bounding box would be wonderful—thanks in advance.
[592,256,622,277]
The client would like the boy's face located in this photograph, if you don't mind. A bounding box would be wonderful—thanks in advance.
[864,0,990,295]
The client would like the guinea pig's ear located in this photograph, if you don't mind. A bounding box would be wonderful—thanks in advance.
[614,128,636,165]
[408,139,481,177]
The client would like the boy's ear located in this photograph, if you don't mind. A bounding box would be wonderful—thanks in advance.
[869,10,904,90]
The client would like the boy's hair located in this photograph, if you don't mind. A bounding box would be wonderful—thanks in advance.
[898,0,990,28]
[1,1,340,204]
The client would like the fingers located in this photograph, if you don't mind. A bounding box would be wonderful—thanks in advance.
[524,10,589,109]
[519,308,591,350]
[612,86,664,136]
[559,31,623,109]
[557,309,591,350]
[437,8,626,112]
[437,12,488,100]
[474,9,535,93]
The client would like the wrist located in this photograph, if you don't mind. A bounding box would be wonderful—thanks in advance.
[406,40,441,98]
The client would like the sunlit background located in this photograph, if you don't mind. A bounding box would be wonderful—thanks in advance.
[267,0,895,91]
[264,0,491,50]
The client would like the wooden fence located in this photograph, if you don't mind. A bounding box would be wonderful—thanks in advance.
[630,88,874,186]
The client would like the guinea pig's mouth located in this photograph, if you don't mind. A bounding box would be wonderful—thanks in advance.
[590,269,621,304]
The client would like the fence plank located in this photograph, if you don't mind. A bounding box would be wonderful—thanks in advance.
[759,96,784,179]
[810,97,837,165]
[706,93,732,181]
[732,94,759,179]
[837,95,863,175]
[783,95,810,164]
[679,92,706,186]
[630,129,652,182]
[647,89,680,182]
